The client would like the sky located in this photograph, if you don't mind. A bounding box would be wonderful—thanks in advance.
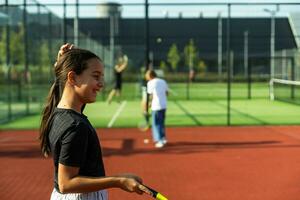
[34,0,300,3]
[32,0,300,18]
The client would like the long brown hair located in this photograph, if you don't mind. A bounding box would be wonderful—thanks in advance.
[39,48,101,157]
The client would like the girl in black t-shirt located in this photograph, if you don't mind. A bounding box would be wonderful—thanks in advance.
[39,44,145,200]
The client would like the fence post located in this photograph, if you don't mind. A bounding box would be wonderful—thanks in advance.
[226,4,231,126]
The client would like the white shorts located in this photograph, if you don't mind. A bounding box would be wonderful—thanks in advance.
[50,188,108,200]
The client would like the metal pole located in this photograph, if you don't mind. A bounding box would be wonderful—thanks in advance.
[23,0,30,114]
[291,58,295,99]
[218,12,222,80]
[244,31,248,78]
[145,0,150,120]
[226,4,231,126]
[282,49,286,79]
[74,0,79,46]
[270,12,275,79]
[63,0,67,43]
[244,31,250,99]
[145,0,150,70]
[109,14,115,83]
[264,6,279,79]
[230,51,234,79]
[247,58,251,99]
[5,0,11,120]
[37,3,44,109]
[48,12,53,78]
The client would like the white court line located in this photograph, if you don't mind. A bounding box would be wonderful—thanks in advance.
[107,101,127,128]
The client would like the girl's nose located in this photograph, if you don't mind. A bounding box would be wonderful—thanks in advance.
[97,81,104,89]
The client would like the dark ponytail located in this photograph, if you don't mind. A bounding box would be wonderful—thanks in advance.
[39,81,61,157]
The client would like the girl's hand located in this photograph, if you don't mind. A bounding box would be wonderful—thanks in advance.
[57,43,75,61]
[119,177,143,194]
[54,43,75,67]
[117,173,143,194]
[119,173,142,183]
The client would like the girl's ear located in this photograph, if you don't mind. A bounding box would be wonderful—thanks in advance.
[66,71,77,86]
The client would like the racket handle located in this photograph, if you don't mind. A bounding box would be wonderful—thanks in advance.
[140,185,168,200]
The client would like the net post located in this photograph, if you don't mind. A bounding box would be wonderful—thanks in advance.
[269,78,274,101]
[291,58,295,99]
[247,59,251,99]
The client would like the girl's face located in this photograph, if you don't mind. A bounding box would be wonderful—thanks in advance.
[74,58,104,104]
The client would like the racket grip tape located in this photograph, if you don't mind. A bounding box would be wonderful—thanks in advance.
[140,185,168,200]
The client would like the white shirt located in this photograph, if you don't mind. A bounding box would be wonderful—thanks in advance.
[147,78,168,111]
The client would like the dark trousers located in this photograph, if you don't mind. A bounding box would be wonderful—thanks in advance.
[151,109,166,142]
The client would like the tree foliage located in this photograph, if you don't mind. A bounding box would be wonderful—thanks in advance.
[0,25,25,66]
[159,60,168,73]
[184,39,197,70]
[10,25,25,65]
[167,43,180,72]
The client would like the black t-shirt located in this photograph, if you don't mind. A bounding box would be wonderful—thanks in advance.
[48,108,105,192]
[114,69,122,89]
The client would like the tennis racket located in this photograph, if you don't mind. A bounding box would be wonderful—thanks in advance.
[139,185,168,200]
[138,112,150,132]
[138,120,150,132]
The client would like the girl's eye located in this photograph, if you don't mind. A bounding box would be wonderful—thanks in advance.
[93,75,103,82]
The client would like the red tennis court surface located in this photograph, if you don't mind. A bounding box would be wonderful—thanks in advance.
[1,126,300,200]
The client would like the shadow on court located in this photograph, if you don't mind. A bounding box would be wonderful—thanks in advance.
[102,140,287,157]
[2,126,300,200]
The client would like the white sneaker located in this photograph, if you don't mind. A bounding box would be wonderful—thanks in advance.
[162,139,167,145]
[155,142,164,148]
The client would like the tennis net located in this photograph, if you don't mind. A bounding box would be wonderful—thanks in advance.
[269,78,300,104]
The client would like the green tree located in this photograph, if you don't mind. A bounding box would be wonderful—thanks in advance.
[10,25,25,66]
[196,59,207,76]
[0,29,6,65]
[159,60,168,73]
[184,39,197,71]
[39,41,50,67]
[0,25,26,69]
[167,43,180,72]
[0,26,24,81]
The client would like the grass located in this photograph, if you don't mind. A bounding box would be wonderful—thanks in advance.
[1,82,299,130]
[1,98,300,130]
